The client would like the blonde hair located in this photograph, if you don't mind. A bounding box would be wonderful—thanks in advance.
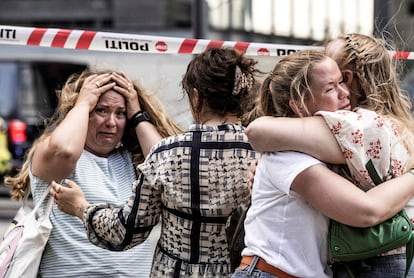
[5,70,183,200]
[326,33,414,168]
[255,49,327,118]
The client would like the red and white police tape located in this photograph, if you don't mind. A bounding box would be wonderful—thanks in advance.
[0,25,413,59]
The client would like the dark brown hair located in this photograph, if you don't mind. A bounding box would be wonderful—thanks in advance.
[181,47,260,123]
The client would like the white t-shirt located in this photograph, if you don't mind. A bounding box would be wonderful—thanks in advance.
[242,151,332,278]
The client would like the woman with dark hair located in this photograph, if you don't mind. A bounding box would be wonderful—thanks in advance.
[51,48,261,277]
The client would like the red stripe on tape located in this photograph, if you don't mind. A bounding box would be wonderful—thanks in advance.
[27,28,47,45]
[178,38,198,53]
[51,29,71,48]
[393,51,410,60]
[76,31,97,49]
[6,25,414,59]
[207,40,224,49]
[234,41,250,53]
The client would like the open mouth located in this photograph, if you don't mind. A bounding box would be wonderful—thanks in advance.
[100,132,116,139]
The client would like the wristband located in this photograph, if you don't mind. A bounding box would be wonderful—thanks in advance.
[129,110,151,128]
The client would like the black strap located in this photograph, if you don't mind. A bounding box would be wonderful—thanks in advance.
[365,159,383,185]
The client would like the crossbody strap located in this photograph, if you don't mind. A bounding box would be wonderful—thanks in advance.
[29,184,53,221]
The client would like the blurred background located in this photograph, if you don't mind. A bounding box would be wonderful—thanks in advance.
[0,0,414,235]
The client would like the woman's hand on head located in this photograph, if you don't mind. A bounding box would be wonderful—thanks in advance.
[77,73,115,112]
[111,72,141,119]
[51,179,90,220]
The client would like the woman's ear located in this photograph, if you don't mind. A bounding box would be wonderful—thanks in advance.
[342,69,353,86]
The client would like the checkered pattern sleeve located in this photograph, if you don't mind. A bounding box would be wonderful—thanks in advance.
[83,172,161,251]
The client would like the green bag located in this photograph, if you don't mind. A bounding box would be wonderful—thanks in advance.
[329,210,413,260]
[328,160,414,277]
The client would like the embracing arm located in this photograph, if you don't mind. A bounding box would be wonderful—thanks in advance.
[246,116,345,164]
[292,164,414,227]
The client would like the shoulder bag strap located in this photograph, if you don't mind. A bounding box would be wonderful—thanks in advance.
[29,184,53,220]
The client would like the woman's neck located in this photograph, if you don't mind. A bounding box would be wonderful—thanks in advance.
[200,113,240,126]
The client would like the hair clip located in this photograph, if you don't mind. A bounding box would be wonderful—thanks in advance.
[232,65,253,95]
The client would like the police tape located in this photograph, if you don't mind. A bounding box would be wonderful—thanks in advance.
[0,25,413,59]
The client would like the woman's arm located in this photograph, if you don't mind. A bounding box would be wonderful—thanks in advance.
[292,164,414,227]
[134,121,162,157]
[246,116,345,164]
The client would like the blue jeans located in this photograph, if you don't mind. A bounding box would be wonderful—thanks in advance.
[332,254,414,278]
[231,266,280,278]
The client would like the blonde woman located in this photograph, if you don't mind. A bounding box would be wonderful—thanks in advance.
[232,49,414,278]
[4,70,182,277]
[246,35,414,277]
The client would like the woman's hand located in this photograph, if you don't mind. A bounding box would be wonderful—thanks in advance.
[111,72,141,119]
[51,179,90,220]
[77,73,115,112]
